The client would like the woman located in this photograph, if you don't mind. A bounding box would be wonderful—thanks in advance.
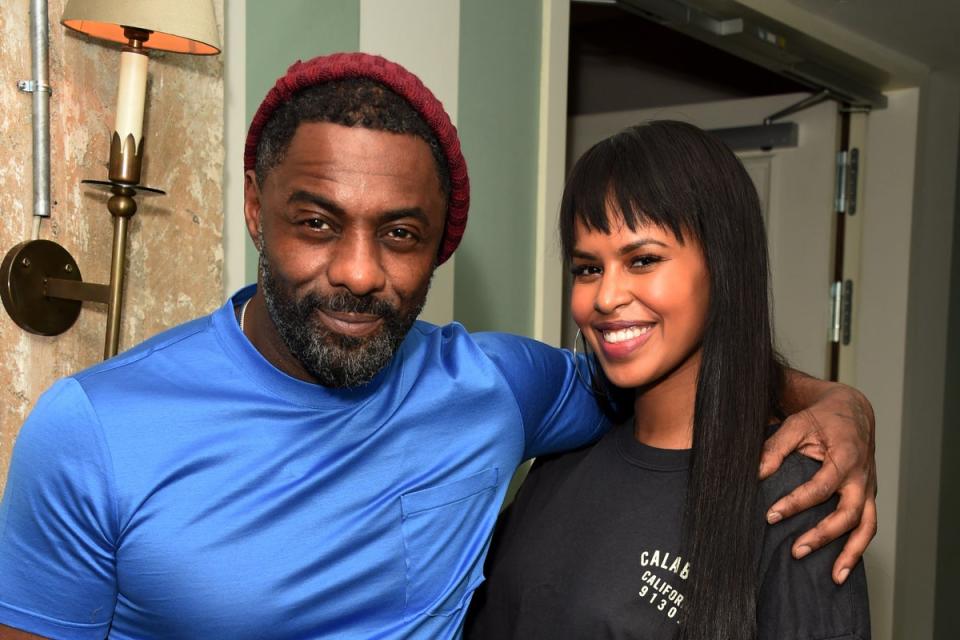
[466,121,870,639]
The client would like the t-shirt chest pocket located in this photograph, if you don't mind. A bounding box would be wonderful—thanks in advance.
[400,467,499,619]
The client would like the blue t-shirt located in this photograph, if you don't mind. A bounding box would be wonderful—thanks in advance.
[0,286,608,639]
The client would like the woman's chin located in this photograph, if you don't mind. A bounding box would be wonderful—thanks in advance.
[599,363,654,390]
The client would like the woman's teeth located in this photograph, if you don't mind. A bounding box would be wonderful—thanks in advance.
[602,325,652,344]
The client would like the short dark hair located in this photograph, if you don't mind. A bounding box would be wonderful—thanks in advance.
[254,77,451,201]
[559,120,786,640]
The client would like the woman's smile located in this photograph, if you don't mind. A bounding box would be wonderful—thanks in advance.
[594,321,655,359]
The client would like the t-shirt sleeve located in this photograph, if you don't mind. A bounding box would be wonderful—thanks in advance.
[473,332,610,459]
[756,454,871,640]
[0,378,118,639]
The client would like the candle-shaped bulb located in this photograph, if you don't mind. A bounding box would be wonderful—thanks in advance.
[115,50,148,145]
[109,49,148,184]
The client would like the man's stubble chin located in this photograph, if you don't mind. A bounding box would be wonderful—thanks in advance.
[258,247,431,388]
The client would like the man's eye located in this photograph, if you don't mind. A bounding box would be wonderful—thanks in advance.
[386,228,418,241]
[305,218,331,231]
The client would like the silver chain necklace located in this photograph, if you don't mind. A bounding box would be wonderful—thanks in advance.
[239,298,251,333]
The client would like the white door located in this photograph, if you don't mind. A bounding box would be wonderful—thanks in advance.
[566,94,843,379]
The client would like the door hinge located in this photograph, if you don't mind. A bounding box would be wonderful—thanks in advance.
[830,279,854,345]
[835,149,859,215]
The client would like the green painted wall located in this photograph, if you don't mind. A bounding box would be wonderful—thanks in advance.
[454,0,542,335]
[244,0,361,281]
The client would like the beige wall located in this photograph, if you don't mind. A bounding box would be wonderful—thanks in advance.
[0,0,225,491]
[894,72,960,639]
[855,89,920,640]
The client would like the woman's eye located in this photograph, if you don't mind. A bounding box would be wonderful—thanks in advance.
[631,254,663,269]
[570,264,601,278]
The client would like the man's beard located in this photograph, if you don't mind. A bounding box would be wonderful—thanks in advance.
[259,249,429,388]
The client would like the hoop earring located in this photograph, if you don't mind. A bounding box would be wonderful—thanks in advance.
[573,328,590,390]
[573,328,609,399]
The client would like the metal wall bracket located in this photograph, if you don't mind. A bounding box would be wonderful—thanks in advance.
[835,149,859,215]
[1,240,85,335]
[763,89,831,125]
[830,279,854,345]
[841,279,853,345]
[17,80,53,94]
[1,180,163,355]
[709,122,798,152]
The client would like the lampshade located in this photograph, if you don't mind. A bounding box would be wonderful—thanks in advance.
[62,0,220,55]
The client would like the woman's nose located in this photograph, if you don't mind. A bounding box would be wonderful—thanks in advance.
[593,270,632,314]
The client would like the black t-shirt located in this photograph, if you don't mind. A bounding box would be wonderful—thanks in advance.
[465,422,870,639]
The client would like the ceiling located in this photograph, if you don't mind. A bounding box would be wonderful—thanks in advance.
[787,0,960,76]
[569,4,810,114]
[568,0,959,114]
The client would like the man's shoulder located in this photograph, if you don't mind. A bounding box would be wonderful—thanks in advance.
[408,321,567,371]
[73,309,220,388]
[409,320,536,345]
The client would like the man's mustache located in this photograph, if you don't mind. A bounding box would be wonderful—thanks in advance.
[303,291,399,320]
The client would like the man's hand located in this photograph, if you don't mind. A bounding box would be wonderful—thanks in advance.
[759,372,877,585]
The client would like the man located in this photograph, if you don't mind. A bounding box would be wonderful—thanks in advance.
[0,53,875,639]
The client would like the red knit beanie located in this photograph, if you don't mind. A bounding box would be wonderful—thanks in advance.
[245,52,469,265]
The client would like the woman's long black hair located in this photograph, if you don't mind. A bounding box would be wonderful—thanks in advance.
[559,121,786,640]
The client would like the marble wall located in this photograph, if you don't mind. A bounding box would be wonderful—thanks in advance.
[0,0,225,490]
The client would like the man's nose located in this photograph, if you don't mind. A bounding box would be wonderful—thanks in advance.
[326,233,387,297]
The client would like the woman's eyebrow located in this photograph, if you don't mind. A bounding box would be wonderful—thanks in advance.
[618,239,669,255]
[571,249,597,260]
[571,238,669,260]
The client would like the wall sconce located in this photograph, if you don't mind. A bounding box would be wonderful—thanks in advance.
[0,0,220,359]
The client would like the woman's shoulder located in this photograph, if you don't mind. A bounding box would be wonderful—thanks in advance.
[756,455,871,639]
[758,424,832,519]
[758,451,826,510]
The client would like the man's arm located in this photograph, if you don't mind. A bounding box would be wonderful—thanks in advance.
[471,333,611,458]
[760,369,877,584]
[0,379,118,637]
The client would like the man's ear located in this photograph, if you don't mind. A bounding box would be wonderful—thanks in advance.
[244,170,263,250]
